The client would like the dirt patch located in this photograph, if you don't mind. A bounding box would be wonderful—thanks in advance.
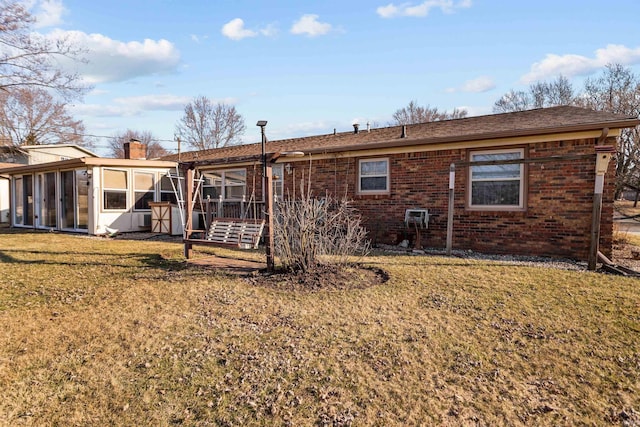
[612,236,640,271]
[245,263,389,291]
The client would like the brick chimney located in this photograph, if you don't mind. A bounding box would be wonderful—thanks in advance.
[124,139,147,160]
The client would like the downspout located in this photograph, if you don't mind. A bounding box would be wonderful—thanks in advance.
[588,128,614,270]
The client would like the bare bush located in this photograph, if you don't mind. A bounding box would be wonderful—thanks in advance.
[273,191,370,273]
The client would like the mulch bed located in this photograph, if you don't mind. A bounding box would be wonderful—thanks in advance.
[245,263,389,291]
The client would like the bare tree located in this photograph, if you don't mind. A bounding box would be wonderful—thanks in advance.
[174,96,246,150]
[0,1,88,100]
[108,129,169,159]
[492,65,640,198]
[391,100,467,125]
[0,87,85,146]
[577,64,640,197]
[493,75,575,113]
[274,190,370,274]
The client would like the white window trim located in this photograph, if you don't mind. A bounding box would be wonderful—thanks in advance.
[133,171,155,212]
[358,158,390,195]
[202,168,247,201]
[468,148,525,210]
[102,168,129,211]
[272,164,283,201]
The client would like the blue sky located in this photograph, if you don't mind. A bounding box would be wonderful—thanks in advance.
[28,0,640,156]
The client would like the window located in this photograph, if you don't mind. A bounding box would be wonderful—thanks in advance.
[134,172,155,210]
[14,175,33,226]
[358,158,389,194]
[202,169,246,200]
[469,149,524,209]
[272,164,283,200]
[159,175,178,204]
[103,169,127,210]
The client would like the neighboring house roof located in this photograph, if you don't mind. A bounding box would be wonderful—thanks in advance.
[164,106,639,164]
[0,157,176,176]
[19,144,99,158]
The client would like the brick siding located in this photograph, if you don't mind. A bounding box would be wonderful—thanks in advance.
[239,137,613,261]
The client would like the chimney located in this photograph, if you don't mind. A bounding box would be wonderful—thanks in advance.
[353,123,359,134]
[124,138,147,160]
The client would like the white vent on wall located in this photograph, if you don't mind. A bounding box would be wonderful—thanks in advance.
[404,209,429,229]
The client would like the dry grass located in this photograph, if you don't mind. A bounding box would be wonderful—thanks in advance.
[616,199,640,218]
[0,228,639,426]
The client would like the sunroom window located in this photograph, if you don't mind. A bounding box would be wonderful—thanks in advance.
[134,172,155,210]
[469,149,524,209]
[103,169,128,210]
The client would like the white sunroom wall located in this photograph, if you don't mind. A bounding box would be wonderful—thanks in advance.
[92,166,173,235]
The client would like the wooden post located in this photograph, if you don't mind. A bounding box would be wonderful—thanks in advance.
[588,147,614,270]
[446,163,455,256]
[205,196,212,232]
[265,162,275,271]
[184,167,193,259]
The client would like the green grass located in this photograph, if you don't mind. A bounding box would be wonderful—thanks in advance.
[0,228,638,426]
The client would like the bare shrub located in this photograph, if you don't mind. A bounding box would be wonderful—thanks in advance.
[273,191,370,273]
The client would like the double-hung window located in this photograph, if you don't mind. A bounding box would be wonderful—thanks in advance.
[469,149,524,209]
[134,172,155,210]
[103,169,128,210]
[358,158,389,194]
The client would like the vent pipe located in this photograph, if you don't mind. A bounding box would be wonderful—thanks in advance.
[401,125,407,138]
[353,123,359,134]
[366,122,371,132]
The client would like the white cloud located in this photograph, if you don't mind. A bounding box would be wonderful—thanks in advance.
[461,76,496,93]
[521,44,640,83]
[221,18,278,40]
[290,14,333,37]
[446,76,495,93]
[376,0,472,18]
[73,94,239,119]
[31,0,66,28]
[72,94,190,118]
[48,30,181,84]
[221,18,257,41]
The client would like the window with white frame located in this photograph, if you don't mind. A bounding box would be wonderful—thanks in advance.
[103,169,128,210]
[272,164,283,200]
[159,175,177,204]
[469,148,524,209]
[202,169,246,201]
[358,158,389,193]
[134,172,155,210]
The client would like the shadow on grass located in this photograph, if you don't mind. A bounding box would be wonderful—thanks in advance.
[0,249,187,271]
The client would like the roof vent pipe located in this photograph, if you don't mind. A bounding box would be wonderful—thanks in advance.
[367,122,371,132]
[333,128,336,135]
[353,123,359,134]
[401,125,407,138]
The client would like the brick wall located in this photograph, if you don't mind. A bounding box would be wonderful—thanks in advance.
[238,137,613,261]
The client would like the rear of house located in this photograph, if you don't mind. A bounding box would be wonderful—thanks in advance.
[170,106,638,261]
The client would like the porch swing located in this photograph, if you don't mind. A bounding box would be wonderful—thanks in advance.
[177,167,266,252]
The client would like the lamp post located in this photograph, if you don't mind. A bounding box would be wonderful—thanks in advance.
[256,120,274,271]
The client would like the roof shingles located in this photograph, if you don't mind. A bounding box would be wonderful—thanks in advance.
[164,106,639,164]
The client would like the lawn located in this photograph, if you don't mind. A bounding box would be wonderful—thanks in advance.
[0,229,638,426]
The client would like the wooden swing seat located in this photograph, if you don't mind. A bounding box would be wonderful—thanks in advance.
[185,218,265,250]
